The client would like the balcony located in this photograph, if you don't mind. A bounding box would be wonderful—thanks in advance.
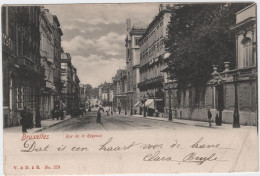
[2,33,14,52]
[138,76,164,91]
[17,56,45,76]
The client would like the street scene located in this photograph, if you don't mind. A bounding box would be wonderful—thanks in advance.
[2,3,257,133]
[2,2,258,175]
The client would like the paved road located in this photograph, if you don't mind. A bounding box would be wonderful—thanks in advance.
[41,111,189,132]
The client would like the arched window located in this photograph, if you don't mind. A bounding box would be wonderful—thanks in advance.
[241,33,253,67]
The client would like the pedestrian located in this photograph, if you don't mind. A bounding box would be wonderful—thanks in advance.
[97,107,102,123]
[118,106,121,114]
[21,107,28,133]
[27,108,34,129]
[207,108,212,127]
[60,109,64,120]
[51,109,55,120]
[35,109,41,127]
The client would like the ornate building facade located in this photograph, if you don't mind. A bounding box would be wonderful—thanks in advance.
[138,4,175,116]
[125,19,146,114]
[2,6,44,127]
[39,8,63,119]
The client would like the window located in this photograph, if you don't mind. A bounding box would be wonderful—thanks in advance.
[134,38,140,46]
[16,86,24,109]
[241,36,253,67]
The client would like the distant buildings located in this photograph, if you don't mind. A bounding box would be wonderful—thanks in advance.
[112,69,127,112]
[98,82,114,107]
[60,51,80,110]
[79,84,88,107]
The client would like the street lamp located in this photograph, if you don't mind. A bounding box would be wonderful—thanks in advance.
[125,97,127,115]
[211,65,223,126]
[141,95,147,117]
[168,90,172,121]
[233,73,240,128]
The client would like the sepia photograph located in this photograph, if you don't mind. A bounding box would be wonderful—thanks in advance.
[2,2,258,175]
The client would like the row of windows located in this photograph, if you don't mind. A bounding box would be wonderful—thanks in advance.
[141,20,164,45]
[140,39,165,66]
[140,64,164,81]
[15,86,37,109]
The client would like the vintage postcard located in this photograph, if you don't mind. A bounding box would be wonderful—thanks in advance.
[2,2,259,175]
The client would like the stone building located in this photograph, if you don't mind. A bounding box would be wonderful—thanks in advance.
[138,4,175,116]
[112,69,126,112]
[125,19,146,115]
[60,52,73,109]
[71,66,80,109]
[2,6,44,127]
[39,8,63,119]
[112,69,128,113]
[79,84,87,107]
[166,4,257,126]
[98,82,114,108]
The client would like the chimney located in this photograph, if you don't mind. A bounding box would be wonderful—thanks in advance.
[126,18,131,32]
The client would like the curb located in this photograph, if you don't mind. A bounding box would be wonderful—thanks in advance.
[35,117,71,132]
[136,115,188,125]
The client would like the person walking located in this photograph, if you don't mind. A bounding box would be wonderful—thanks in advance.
[207,109,212,127]
[97,107,102,123]
[118,106,121,114]
[27,108,34,129]
[21,107,28,133]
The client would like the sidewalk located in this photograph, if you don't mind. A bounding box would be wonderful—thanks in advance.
[3,115,71,133]
[114,112,244,129]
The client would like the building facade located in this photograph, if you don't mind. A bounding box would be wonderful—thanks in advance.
[39,8,57,119]
[112,69,128,113]
[98,82,114,108]
[79,84,87,107]
[60,52,73,109]
[138,4,175,116]
[125,19,146,114]
[2,6,45,127]
[71,66,80,109]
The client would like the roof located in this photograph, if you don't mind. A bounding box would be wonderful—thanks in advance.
[132,22,147,29]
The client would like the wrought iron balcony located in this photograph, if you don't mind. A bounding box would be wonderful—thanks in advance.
[2,33,13,51]
[138,75,164,90]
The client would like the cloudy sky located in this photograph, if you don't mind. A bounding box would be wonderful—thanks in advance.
[45,3,160,87]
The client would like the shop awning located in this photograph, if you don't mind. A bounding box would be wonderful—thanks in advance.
[144,99,155,109]
[134,100,142,107]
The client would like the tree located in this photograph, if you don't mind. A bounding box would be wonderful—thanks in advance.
[165,3,251,104]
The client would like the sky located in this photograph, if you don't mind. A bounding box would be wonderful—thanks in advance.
[45,3,160,88]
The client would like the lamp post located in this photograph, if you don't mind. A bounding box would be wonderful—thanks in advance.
[125,97,127,115]
[211,65,223,126]
[168,90,172,121]
[233,73,240,128]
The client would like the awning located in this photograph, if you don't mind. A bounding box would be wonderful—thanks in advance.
[144,99,155,109]
[134,100,142,107]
